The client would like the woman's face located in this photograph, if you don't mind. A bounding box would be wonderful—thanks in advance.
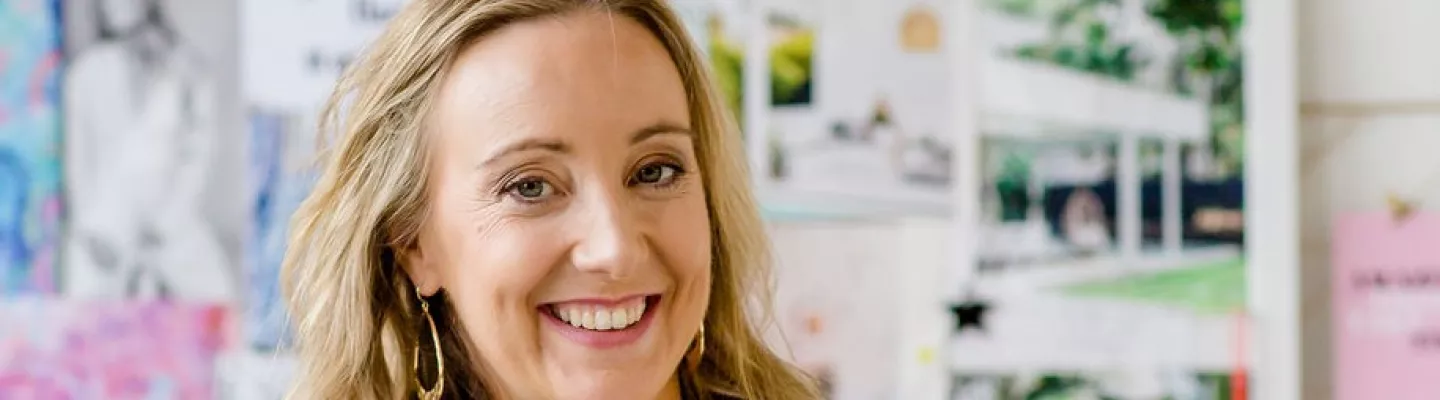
[407,10,713,400]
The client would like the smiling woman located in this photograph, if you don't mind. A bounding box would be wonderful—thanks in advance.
[279,1,819,399]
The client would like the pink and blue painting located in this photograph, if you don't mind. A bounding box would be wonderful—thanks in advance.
[0,298,230,399]
[0,0,63,294]
[247,110,315,350]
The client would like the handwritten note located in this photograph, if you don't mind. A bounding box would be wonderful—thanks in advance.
[242,0,403,109]
[1334,213,1440,400]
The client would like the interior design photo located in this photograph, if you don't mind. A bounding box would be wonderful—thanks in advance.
[951,0,1248,397]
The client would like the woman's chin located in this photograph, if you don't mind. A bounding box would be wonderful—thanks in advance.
[537,303,680,399]
[537,314,672,369]
[544,368,678,400]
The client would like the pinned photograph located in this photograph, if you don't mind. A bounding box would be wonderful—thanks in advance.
[953,0,1248,391]
[62,0,243,300]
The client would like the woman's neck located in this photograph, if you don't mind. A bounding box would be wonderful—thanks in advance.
[657,373,684,400]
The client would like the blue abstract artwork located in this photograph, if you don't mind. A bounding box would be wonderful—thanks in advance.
[0,0,63,294]
[247,110,315,349]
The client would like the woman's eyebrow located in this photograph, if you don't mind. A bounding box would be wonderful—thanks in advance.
[476,121,690,169]
[630,121,693,144]
[479,138,569,169]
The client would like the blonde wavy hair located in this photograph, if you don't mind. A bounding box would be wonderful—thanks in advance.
[280,0,818,398]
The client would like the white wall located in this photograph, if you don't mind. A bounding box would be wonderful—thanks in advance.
[766,219,906,400]
[1298,1,1440,399]
[765,217,953,400]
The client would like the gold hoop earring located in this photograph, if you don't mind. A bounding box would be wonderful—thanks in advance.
[687,323,705,372]
[414,287,445,400]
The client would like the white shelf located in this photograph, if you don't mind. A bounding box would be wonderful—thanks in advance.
[979,57,1210,141]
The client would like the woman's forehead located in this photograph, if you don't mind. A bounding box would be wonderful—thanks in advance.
[430,10,690,150]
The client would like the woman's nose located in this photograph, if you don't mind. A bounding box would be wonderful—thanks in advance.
[569,187,647,280]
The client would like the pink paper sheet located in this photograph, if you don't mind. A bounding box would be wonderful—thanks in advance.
[1334,213,1440,400]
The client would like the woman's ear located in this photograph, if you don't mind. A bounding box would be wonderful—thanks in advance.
[398,241,442,297]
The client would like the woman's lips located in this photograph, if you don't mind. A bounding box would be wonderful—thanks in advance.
[540,295,661,348]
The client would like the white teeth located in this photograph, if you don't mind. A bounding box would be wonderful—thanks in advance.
[595,310,612,330]
[551,298,649,332]
[581,310,596,329]
[567,310,582,328]
[610,309,627,328]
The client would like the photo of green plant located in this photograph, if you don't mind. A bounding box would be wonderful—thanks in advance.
[704,10,816,125]
[768,13,814,107]
[706,12,745,125]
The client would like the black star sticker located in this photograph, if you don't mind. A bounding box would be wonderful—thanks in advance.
[949,300,991,334]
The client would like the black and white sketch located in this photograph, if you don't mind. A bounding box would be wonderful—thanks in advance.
[62,0,242,300]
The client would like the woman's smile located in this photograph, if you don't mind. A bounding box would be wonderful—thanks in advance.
[541,294,663,348]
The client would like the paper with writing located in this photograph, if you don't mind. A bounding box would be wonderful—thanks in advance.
[1334,213,1440,400]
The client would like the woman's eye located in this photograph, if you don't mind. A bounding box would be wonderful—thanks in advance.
[506,178,554,200]
[633,163,680,185]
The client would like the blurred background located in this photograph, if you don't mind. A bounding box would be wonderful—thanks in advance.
[0,0,1429,399]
